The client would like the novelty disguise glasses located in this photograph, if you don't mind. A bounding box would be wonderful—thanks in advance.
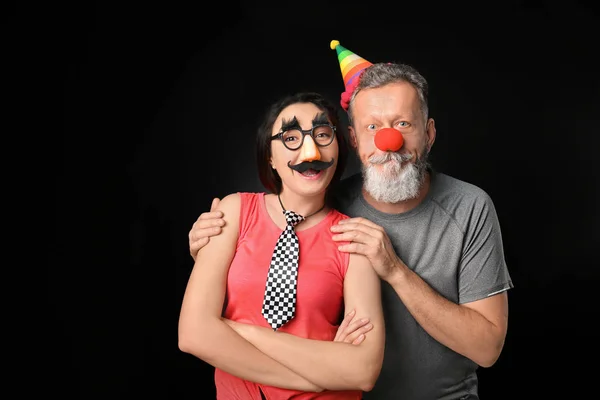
[271,124,336,151]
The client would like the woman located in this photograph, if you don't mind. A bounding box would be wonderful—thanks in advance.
[178,92,385,399]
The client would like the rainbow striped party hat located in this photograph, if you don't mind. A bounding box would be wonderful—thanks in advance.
[330,40,372,110]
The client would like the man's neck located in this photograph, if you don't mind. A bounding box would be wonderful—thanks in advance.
[361,172,431,214]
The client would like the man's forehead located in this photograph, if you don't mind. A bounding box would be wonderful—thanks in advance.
[364,108,418,120]
[358,104,419,121]
[356,87,420,120]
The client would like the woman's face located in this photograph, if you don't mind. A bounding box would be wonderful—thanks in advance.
[270,102,339,198]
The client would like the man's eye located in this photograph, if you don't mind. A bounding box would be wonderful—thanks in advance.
[367,124,376,130]
[398,121,410,128]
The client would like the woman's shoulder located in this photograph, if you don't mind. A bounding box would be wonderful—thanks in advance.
[328,208,351,224]
[214,193,240,220]
[220,192,266,207]
[221,192,269,230]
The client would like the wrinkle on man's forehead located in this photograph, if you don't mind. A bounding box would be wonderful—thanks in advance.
[362,97,419,122]
[357,83,421,121]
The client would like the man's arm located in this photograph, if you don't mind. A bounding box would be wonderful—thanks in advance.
[331,216,509,368]
[225,253,385,392]
[385,268,508,367]
[178,193,323,391]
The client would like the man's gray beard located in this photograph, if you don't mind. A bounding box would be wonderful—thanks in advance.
[362,151,429,203]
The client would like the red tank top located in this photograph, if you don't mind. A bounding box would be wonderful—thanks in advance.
[214,192,362,399]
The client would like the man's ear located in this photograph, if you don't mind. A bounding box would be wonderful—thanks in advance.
[348,126,358,148]
[426,118,436,150]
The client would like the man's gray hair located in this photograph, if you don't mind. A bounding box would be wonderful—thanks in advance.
[347,63,429,125]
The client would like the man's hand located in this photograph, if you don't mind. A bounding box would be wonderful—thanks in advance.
[334,309,373,345]
[331,217,407,282]
[188,197,225,261]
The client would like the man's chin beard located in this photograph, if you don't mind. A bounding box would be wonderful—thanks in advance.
[362,154,429,204]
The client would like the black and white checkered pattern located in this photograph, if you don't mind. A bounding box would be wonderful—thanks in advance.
[262,210,305,330]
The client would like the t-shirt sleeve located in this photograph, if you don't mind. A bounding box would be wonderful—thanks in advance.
[458,193,514,304]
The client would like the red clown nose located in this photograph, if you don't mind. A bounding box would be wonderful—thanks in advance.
[374,128,404,152]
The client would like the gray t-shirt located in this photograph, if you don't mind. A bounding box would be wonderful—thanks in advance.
[332,170,514,400]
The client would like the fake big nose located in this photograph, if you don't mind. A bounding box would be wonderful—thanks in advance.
[374,128,404,152]
[299,137,321,161]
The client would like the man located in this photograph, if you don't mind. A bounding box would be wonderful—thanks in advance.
[187,42,513,399]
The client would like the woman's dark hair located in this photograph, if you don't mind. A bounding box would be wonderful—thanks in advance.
[256,92,348,201]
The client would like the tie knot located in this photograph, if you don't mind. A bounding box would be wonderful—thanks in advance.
[284,210,304,227]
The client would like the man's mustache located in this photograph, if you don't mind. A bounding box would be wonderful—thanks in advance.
[288,159,335,173]
[369,152,412,165]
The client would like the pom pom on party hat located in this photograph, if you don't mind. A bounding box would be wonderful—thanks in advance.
[330,40,373,110]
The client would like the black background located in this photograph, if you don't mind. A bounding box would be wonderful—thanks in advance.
[54,1,599,398]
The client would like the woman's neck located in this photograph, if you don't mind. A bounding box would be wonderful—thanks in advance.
[277,190,327,218]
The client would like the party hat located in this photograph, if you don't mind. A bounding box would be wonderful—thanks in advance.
[330,40,372,110]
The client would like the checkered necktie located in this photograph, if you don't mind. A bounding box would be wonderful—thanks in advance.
[262,209,305,330]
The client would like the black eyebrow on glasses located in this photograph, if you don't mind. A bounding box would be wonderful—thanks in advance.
[279,112,331,132]
[312,112,330,126]
[280,117,301,132]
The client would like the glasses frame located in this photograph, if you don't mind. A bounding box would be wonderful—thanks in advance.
[270,124,337,151]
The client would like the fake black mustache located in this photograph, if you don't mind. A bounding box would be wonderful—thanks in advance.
[287,159,335,173]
